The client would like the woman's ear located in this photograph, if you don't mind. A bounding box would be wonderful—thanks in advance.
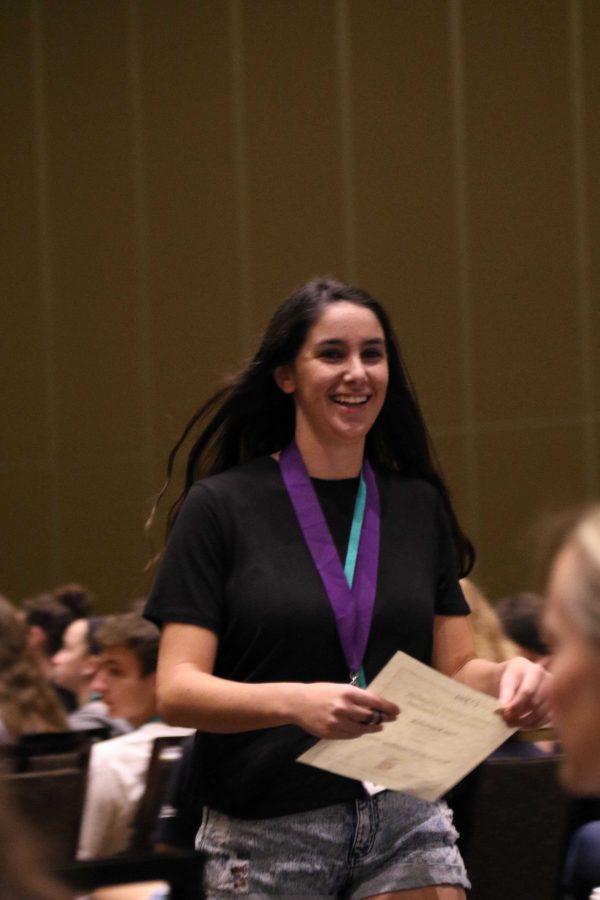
[274,365,296,395]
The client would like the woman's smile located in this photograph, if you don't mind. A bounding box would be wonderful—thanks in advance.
[330,393,371,406]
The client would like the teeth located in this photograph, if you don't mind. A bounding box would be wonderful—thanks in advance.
[332,395,369,405]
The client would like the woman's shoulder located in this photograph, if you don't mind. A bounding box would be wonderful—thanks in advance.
[191,456,279,495]
[376,468,440,503]
[181,457,281,516]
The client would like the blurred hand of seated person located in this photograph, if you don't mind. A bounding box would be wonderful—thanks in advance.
[76,612,193,859]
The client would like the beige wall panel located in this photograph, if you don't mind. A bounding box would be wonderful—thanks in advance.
[42,2,144,461]
[242,0,346,323]
[1,6,47,464]
[350,0,463,428]
[582,0,600,417]
[464,1,580,423]
[474,426,586,599]
[1,468,54,600]
[139,1,241,461]
[57,461,151,609]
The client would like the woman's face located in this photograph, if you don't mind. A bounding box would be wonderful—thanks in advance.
[544,543,600,794]
[276,301,389,452]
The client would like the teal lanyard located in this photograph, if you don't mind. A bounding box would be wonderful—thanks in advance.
[344,472,368,689]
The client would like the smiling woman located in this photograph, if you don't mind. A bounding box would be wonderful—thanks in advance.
[143,277,550,900]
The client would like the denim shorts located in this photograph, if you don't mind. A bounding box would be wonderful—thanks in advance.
[195,790,470,898]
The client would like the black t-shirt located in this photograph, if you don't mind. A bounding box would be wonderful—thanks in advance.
[145,456,469,818]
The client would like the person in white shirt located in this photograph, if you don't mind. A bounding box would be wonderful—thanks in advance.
[51,616,131,737]
[77,612,192,859]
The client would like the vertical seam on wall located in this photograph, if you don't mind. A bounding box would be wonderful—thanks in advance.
[448,0,479,543]
[127,0,156,492]
[335,0,357,282]
[31,0,61,581]
[229,0,252,354]
[569,0,597,499]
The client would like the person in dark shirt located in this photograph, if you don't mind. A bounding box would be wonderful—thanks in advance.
[145,277,551,899]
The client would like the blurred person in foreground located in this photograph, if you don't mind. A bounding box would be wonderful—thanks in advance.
[543,505,600,793]
[543,506,600,900]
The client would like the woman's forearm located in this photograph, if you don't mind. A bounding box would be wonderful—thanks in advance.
[156,666,302,732]
[156,664,399,738]
[452,657,503,697]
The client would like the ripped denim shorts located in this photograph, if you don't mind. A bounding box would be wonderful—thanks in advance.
[195,790,470,898]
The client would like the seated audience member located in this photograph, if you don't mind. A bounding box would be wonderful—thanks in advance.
[544,506,600,900]
[460,578,520,662]
[77,612,193,859]
[51,617,131,737]
[52,582,95,621]
[20,592,77,710]
[495,591,549,662]
[0,595,68,743]
[460,579,549,757]
[21,592,74,667]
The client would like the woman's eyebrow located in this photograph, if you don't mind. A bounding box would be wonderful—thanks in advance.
[315,337,385,347]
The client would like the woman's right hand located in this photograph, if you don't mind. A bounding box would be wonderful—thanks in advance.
[288,682,400,740]
[157,623,400,738]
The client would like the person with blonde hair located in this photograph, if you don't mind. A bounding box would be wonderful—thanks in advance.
[544,505,600,794]
[0,595,68,743]
[459,579,519,663]
[544,506,600,899]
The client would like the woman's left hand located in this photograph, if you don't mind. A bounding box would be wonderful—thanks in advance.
[497,656,552,728]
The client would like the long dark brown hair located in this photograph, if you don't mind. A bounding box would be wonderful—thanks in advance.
[148,277,474,576]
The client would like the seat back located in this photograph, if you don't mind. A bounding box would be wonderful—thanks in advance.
[452,754,571,900]
[128,734,187,854]
[1,766,88,863]
[0,727,109,773]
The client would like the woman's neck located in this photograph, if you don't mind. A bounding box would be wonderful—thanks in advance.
[293,433,365,479]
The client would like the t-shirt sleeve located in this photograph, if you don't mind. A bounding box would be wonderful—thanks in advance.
[144,483,229,634]
[433,495,470,617]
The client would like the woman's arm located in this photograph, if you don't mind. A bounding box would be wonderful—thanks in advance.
[156,622,399,739]
[432,615,551,728]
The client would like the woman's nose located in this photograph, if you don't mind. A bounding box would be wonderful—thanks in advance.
[343,354,366,381]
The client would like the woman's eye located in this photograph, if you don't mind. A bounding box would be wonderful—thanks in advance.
[362,348,385,361]
[319,348,344,361]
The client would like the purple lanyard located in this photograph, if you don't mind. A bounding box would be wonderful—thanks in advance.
[279,441,380,678]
